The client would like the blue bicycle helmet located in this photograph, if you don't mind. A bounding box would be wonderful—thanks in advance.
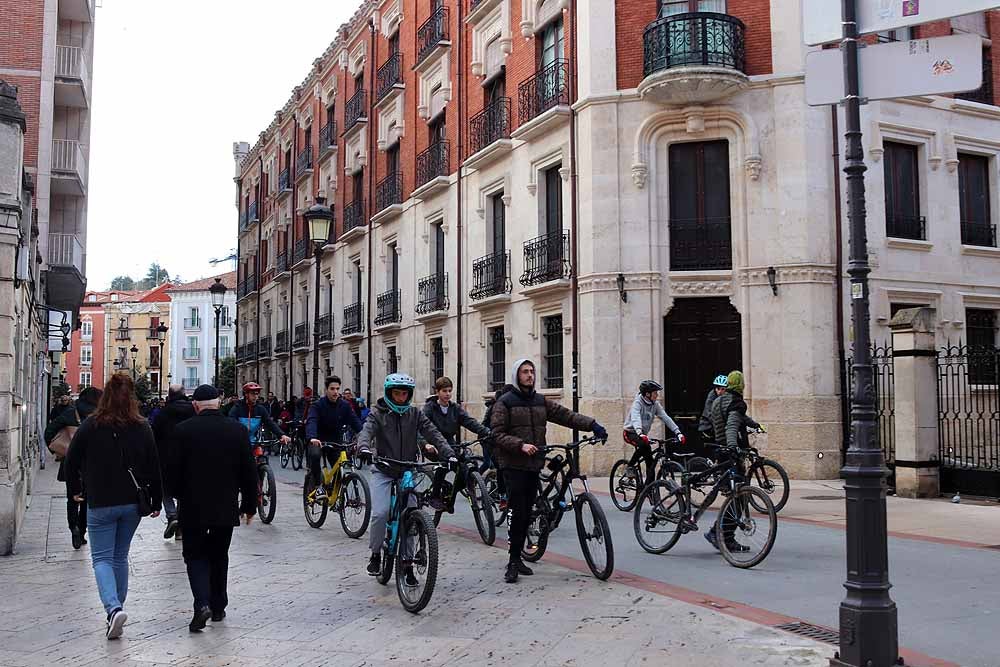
[383,373,416,414]
[712,374,728,388]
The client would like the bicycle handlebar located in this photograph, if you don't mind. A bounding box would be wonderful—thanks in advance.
[542,434,607,453]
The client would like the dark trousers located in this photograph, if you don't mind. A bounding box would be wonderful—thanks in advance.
[66,485,87,535]
[503,468,539,562]
[307,443,340,488]
[624,431,655,486]
[182,524,234,613]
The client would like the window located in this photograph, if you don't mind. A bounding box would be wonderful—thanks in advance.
[543,315,564,389]
[149,347,160,368]
[353,170,364,205]
[304,126,312,152]
[668,140,732,271]
[355,72,364,94]
[387,345,398,374]
[386,142,399,175]
[81,320,93,339]
[488,326,505,392]
[352,352,362,399]
[543,164,563,235]
[430,337,444,389]
[883,141,924,240]
[429,112,446,145]
[80,345,92,365]
[353,259,363,304]
[490,192,505,253]
[959,153,994,247]
[433,223,446,276]
[876,27,913,42]
[660,0,725,16]
[388,31,400,56]
[967,308,998,385]
[539,18,564,69]
[389,242,399,292]
[80,371,92,389]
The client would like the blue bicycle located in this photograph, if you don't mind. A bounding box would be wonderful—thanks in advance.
[372,456,443,613]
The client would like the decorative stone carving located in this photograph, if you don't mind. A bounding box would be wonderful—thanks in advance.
[670,279,732,296]
[631,163,648,189]
[744,156,762,181]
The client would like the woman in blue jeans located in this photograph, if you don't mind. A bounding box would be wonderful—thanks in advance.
[65,373,162,640]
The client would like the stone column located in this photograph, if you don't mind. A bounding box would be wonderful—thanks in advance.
[889,307,940,498]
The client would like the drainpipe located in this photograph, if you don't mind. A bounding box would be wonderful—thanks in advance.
[255,155,263,382]
[569,0,581,430]
[831,105,849,457]
[456,0,465,402]
[288,117,298,402]
[366,18,376,405]
[235,176,242,390]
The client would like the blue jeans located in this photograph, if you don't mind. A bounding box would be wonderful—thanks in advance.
[87,504,141,615]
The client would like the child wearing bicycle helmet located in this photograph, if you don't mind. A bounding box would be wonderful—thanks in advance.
[698,374,729,442]
[623,380,685,488]
[357,373,453,579]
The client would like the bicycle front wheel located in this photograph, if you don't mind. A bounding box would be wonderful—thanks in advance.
[467,470,496,546]
[338,472,371,539]
[717,486,777,569]
[257,465,277,524]
[633,480,686,554]
[520,499,550,562]
[396,510,438,614]
[575,492,614,580]
[279,443,290,469]
[303,474,328,528]
[609,459,641,511]
[292,438,304,471]
[749,459,790,513]
[483,469,508,527]
[657,459,684,483]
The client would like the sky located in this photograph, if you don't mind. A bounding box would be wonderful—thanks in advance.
[87,0,356,290]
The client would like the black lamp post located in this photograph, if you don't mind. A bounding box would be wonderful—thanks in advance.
[130,344,139,381]
[304,195,333,393]
[156,322,168,398]
[210,277,228,387]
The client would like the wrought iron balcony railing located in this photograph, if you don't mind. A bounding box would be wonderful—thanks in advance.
[342,302,364,336]
[668,217,733,271]
[416,141,449,188]
[376,52,403,102]
[961,222,996,247]
[182,378,200,390]
[146,328,160,340]
[417,6,450,65]
[115,328,130,341]
[469,97,511,156]
[276,252,289,273]
[470,250,512,300]
[293,238,310,264]
[235,344,244,363]
[316,314,333,341]
[345,89,368,132]
[278,166,291,191]
[239,209,248,230]
[376,173,403,213]
[295,146,313,175]
[886,215,926,241]
[293,322,310,348]
[183,317,201,329]
[643,12,746,77]
[258,335,272,357]
[344,200,367,235]
[319,120,338,152]
[518,59,570,125]
[275,330,289,354]
[375,289,402,326]
[182,347,201,361]
[248,200,259,223]
[416,273,449,314]
[520,230,571,286]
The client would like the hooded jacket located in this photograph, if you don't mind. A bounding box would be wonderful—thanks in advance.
[358,398,454,471]
[422,396,491,446]
[305,395,363,442]
[708,390,760,449]
[623,393,682,437]
[490,359,598,472]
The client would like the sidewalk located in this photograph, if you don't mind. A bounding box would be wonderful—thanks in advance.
[0,469,834,667]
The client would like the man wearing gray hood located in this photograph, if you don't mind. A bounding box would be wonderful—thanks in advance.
[490,358,607,582]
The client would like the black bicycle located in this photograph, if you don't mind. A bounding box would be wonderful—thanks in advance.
[278,420,305,471]
[610,436,702,511]
[429,440,496,545]
[685,432,789,513]
[521,435,614,580]
[633,446,777,568]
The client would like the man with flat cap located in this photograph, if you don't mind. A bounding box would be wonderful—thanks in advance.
[168,384,257,632]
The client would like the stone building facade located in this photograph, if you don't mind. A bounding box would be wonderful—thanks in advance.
[166,272,237,392]
[101,283,173,396]
[234,0,1000,479]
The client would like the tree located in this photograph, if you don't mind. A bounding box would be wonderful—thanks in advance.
[217,356,236,398]
[136,263,171,291]
[110,275,135,290]
[134,371,152,404]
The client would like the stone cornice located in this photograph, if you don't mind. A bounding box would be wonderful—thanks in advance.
[577,271,660,295]
[740,264,837,286]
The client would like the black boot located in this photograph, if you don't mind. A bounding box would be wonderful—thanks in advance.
[189,607,210,632]
[504,561,519,583]
[366,552,381,576]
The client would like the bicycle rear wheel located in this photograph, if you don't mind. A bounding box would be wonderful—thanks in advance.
[292,438,304,471]
[467,471,496,546]
[520,499,550,563]
[257,465,277,524]
[717,486,777,569]
[657,459,684,483]
[396,510,438,614]
[609,459,641,511]
[575,492,614,580]
[633,480,686,554]
[749,459,790,513]
[338,472,371,539]
[279,443,290,469]
[303,474,328,528]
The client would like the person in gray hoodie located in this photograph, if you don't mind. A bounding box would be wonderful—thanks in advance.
[623,380,685,488]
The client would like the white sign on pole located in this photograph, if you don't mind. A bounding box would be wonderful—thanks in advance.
[805,33,983,106]
[803,0,1000,46]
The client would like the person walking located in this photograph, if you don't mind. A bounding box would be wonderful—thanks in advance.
[63,374,162,640]
[343,387,362,418]
[698,374,729,442]
[152,385,195,540]
[295,387,314,421]
[45,386,102,550]
[305,376,363,498]
[168,385,258,632]
[265,391,282,418]
[490,359,607,583]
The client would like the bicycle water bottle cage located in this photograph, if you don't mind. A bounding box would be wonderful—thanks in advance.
[547,455,564,472]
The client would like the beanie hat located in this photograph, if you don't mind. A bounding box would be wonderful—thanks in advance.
[726,371,745,395]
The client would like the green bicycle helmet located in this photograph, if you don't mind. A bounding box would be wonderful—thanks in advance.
[712,374,728,388]
[383,373,416,414]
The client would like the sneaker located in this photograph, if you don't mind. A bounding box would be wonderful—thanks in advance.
[514,560,533,576]
[704,531,720,551]
[504,562,519,584]
[403,566,419,587]
[189,606,210,633]
[211,610,226,623]
[724,540,751,553]
[106,608,127,640]
[366,553,381,576]
[163,519,179,539]
[71,527,83,550]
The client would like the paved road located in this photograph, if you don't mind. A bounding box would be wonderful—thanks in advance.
[272,461,997,667]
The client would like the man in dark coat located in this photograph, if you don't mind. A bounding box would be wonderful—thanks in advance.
[169,385,257,632]
[305,376,363,495]
[265,392,282,418]
[152,385,195,540]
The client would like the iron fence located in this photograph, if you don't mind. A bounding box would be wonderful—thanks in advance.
[278,167,290,191]
[416,141,449,188]
[376,173,403,213]
[293,322,309,349]
[643,12,746,77]
[345,89,367,131]
[319,120,337,152]
[295,146,313,175]
[469,97,510,155]
[416,273,449,314]
[259,336,272,358]
[275,330,289,354]
[375,289,402,326]
[518,59,570,125]
[520,230,570,286]
[316,314,333,342]
[342,302,364,335]
[376,52,403,102]
[470,250,511,300]
[293,238,310,264]
[961,222,996,248]
[417,6,449,64]
[344,200,367,234]
[669,217,732,271]
[886,215,926,241]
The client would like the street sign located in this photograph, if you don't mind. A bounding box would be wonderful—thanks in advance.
[804,0,1000,46]
[805,33,983,106]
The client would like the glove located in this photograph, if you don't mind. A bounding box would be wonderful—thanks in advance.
[357,448,373,465]
[676,433,686,445]
[640,434,650,446]
[756,424,767,434]
[592,422,608,441]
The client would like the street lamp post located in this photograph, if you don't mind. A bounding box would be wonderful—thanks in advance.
[130,344,139,381]
[156,322,168,398]
[210,277,228,388]
[832,0,898,665]
[304,196,333,393]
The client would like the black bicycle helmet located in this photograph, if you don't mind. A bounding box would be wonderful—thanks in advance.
[638,379,662,394]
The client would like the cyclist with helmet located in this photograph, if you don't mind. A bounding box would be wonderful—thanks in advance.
[228,382,290,446]
[623,380,685,489]
[305,376,363,499]
[356,373,454,579]
[698,374,729,442]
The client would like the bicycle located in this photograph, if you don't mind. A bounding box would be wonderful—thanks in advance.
[610,436,699,511]
[252,434,277,524]
[302,442,372,538]
[428,440,496,545]
[278,420,305,471]
[371,456,444,614]
[482,468,509,527]
[686,431,789,513]
[521,435,614,580]
[633,445,777,568]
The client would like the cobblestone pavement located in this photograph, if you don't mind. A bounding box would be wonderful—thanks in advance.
[0,469,834,667]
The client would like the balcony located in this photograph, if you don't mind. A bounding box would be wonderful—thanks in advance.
[184,317,201,330]
[413,141,450,199]
[520,230,571,288]
[962,222,997,248]
[345,89,368,134]
[886,215,926,242]
[245,340,258,359]
[275,252,290,280]
[342,302,364,338]
[514,59,571,141]
[58,0,94,23]
[146,328,160,340]
[639,12,749,105]
[182,378,200,391]
[342,200,367,243]
[374,289,402,329]
[215,347,234,359]
[51,139,87,196]
[956,54,994,106]
[239,209,248,231]
[316,314,334,344]
[417,5,450,69]
[470,250,512,305]
[235,344,245,364]
[466,98,512,170]
[275,330,289,354]
[292,238,311,269]
[416,273,449,319]
[115,328,130,341]
[46,233,86,311]
[669,217,732,271]
[278,167,292,195]
[372,173,404,224]
[237,274,257,300]
[183,347,201,361]
[319,120,338,159]
[54,45,90,108]
[259,335,272,358]
[293,322,310,350]
[295,146,313,183]
[376,52,404,105]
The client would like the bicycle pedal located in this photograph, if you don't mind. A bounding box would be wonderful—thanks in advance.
[679,520,698,534]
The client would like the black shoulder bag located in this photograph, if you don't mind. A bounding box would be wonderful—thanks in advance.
[116,430,153,517]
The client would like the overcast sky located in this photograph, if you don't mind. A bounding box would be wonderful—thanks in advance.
[87,1,355,290]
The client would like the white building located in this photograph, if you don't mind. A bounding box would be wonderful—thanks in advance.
[167,272,237,392]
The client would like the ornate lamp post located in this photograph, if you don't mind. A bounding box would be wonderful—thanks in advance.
[130,344,139,381]
[156,322,168,398]
[304,196,333,393]
[210,277,228,387]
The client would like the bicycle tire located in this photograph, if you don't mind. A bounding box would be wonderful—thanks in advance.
[395,510,438,613]
[520,500,550,563]
[748,459,790,513]
[338,472,371,539]
[292,438,304,471]
[303,474,328,528]
[257,465,277,524]
[433,510,443,527]
[483,469,509,527]
[717,486,777,569]
[633,480,686,554]
[467,471,496,546]
[657,459,684,483]
[279,443,290,469]
[609,459,641,511]
[574,492,614,580]
[376,542,394,585]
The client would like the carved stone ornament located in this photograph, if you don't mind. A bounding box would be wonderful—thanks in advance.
[744,156,762,181]
[631,163,648,189]
[670,279,732,296]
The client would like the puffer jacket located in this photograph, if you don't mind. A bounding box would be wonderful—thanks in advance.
[490,386,597,472]
[358,399,454,472]
[422,397,490,446]
[708,390,760,449]
[699,389,719,435]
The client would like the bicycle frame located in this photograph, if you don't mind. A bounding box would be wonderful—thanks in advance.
[320,446,348,504]
[677,451,746,524]
[386,470,425,555]
[540,440,597,522]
